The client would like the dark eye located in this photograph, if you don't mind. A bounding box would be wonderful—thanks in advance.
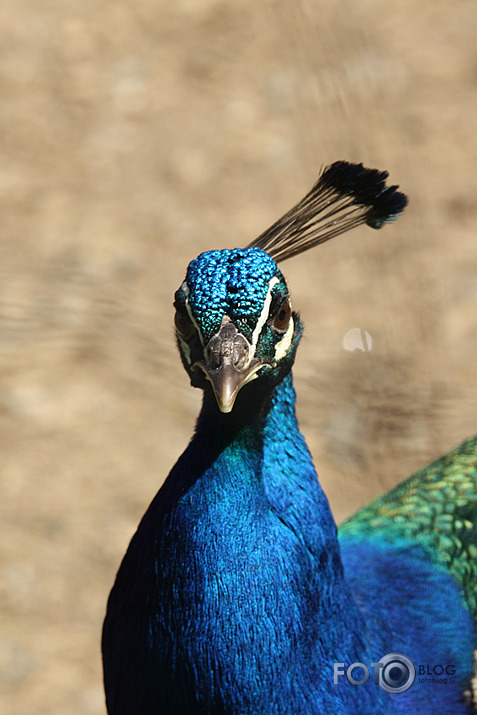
[271,299,292,333]
[174,309,195,340]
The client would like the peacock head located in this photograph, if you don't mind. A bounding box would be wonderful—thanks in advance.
[173,161,408,413]
[174,247,301,413]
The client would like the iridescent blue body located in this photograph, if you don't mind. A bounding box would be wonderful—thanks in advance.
[103,247,477,714]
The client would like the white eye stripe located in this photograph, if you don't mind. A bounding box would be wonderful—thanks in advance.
[251,276,280,353]
[274,316,294,362]
[178,334,192,365]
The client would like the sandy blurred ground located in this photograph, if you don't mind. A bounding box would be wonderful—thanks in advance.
[0,1,476,712]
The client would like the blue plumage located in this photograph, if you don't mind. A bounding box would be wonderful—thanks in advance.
[102,163,476,713]
[186,248,281,343]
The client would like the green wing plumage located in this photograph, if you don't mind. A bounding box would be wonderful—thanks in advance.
[340,437,477,617]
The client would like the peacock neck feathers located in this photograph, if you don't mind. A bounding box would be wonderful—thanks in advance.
[104,372,385,713]
[155,370,368,657]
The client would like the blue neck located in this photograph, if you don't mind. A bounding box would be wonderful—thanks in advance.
[161,372,341,557]
[142,372,374,711]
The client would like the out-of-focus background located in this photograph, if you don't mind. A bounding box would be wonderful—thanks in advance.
[1,1,476,712]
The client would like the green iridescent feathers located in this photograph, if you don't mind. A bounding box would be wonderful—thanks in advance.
[340,437,477,617]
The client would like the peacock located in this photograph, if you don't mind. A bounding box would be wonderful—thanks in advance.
[102,161,477,714]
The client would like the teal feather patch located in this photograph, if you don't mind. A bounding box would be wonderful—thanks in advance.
[340,437,477,617]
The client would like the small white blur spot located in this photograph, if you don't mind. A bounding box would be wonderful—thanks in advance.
[343,328,373,352]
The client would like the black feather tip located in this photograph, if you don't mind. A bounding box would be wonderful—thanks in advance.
[247,160,408,262]
[320,161,408,227]
[365,185,409,229]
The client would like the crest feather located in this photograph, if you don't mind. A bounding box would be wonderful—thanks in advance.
[246,161,408,262]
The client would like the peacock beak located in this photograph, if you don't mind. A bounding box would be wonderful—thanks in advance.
[193,316,272,413]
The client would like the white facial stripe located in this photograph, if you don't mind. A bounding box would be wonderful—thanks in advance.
[274,316,294,362]
[251,276,280,354]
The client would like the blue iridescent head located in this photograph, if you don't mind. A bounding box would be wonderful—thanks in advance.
[174,247,302,412]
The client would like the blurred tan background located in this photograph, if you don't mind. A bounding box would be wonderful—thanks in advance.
[1,1,476,712]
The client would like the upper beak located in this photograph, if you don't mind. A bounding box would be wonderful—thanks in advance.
[202,359,265,413]
[193,317,272,413]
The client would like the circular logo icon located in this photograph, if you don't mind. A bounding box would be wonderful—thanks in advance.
[378,653,415,694]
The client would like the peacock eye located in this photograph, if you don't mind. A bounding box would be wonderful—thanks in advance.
[271,299,292,333]
[174,309,195,340]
